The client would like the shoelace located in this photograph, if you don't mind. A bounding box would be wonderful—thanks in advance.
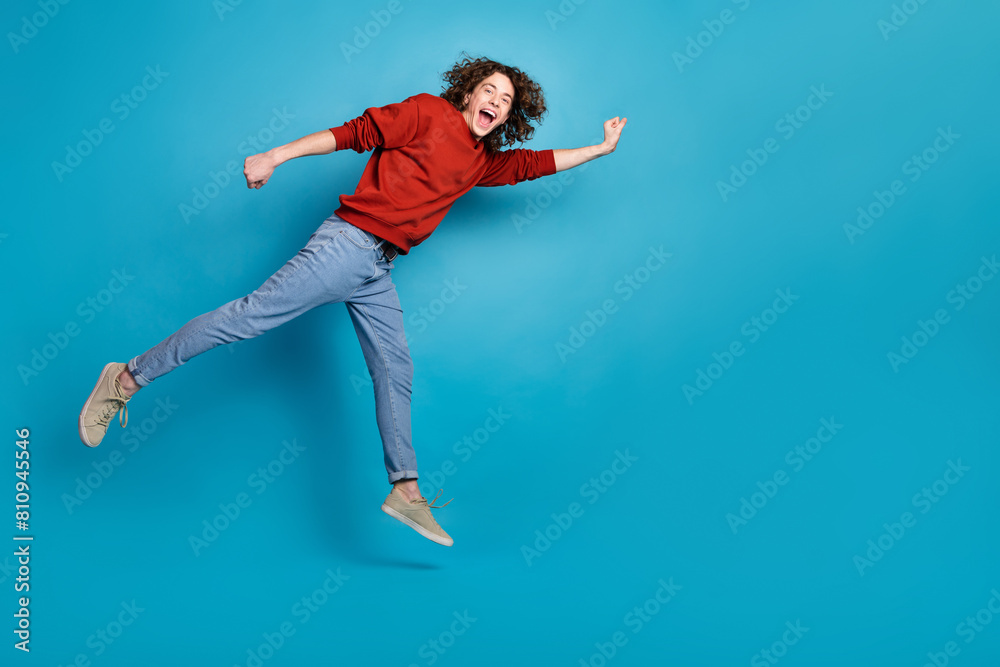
[94,379,129,429]
[422,489,452,509]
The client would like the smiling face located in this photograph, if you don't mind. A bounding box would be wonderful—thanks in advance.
[461,72,515,141]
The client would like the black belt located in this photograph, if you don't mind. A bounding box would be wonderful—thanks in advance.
[375,237,399,261]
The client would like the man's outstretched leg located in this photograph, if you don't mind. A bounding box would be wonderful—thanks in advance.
[346,260,454,546]
[78,216,377,447]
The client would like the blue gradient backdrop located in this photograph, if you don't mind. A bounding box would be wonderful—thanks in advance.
[3,0,999,665]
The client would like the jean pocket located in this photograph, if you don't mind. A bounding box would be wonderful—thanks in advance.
[339,225,377,250]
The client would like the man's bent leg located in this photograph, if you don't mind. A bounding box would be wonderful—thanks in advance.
[346,245,453,546]
[345,270,418,484]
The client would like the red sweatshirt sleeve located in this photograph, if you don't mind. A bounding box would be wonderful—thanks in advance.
[329,97,421,153]
[476,148,557,187]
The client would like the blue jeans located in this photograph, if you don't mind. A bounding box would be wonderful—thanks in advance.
[128,215,417,483]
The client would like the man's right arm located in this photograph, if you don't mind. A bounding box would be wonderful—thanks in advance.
[243,130,337,189]
[244,98,420,189]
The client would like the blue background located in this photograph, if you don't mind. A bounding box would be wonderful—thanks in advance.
[3,0,999,665]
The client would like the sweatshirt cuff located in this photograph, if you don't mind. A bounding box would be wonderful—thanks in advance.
[539,149,557,177]
[329,125,353,152]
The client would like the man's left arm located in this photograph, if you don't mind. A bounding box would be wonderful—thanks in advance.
[553,116,627,172]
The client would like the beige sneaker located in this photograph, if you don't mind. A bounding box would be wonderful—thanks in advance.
[381,487,454,546]
[79,362,131,447]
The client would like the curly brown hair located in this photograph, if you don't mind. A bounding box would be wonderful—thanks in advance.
[440,55,547,152]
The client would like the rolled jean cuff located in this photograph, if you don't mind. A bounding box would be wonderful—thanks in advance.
[388,470,418,484]
[127,358,151,388]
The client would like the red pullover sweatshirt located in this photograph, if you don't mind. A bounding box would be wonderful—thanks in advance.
[329,93,556,254]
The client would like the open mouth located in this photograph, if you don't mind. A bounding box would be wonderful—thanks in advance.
[477,108,497,129]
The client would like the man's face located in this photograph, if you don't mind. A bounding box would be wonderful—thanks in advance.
[462,72,515,141]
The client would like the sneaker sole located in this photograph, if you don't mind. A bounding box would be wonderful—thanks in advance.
[78,362,119,448]
[381,504,454,547]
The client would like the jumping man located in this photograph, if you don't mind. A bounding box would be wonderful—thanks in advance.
[78,55,627,547]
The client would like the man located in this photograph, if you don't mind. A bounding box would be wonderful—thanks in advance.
[78,56,627,547]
